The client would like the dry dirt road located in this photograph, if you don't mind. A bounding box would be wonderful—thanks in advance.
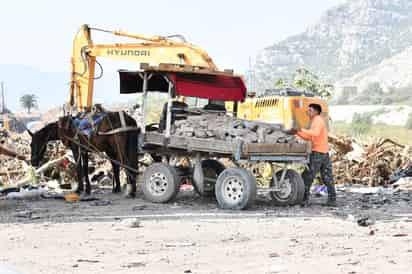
[0,188,411,274]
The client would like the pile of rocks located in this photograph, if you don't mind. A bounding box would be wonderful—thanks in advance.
[172,114,299,144]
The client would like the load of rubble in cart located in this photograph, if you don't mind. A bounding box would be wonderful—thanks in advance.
[120,64,311,210]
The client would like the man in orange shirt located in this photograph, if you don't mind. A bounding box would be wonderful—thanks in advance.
[288,103,336,207]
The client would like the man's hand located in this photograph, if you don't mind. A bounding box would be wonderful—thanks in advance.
[284,128,298,135]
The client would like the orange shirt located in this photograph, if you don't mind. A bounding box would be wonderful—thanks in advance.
[296,115,329,153]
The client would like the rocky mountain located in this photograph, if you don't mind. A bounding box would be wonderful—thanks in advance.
[336,46,412,93]
[253,0,412,92]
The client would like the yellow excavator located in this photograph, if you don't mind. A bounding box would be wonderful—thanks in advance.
[70,24,327,131]
[70,24,218,110]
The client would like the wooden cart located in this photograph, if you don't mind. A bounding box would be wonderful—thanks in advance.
[120,65,310,210]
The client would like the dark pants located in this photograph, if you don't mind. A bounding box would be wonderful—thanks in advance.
[302,151,336,201]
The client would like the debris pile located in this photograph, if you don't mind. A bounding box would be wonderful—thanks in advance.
[329,135,411,186]
[0,130,31,183]
[172,114,300,144]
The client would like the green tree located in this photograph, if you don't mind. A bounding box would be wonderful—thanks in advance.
[20,94,38,113]
[274,68,334,99]
[274,78,288,89]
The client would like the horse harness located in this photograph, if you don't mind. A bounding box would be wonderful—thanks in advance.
[97,111,139,135]
[56,111,140,174]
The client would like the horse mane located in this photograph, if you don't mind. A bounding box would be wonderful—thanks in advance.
[34,121,59,141]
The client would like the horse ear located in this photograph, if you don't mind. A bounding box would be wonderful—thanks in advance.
[27,129,33,137]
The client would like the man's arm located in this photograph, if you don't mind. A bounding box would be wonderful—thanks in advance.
[298,117,322,138]
[296,130,312,141]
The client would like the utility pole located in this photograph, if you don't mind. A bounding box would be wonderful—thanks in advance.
[0,82,4,114]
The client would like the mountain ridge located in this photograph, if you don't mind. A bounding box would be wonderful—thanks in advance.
[253,0,412,93]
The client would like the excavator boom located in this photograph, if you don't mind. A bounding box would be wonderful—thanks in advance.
[70,24,218,110]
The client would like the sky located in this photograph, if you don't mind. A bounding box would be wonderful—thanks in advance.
[0,0,345,110]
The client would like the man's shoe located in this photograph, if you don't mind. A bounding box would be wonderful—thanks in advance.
[300,199,310,207]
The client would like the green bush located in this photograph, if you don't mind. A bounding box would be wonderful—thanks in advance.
[350,112,373,136]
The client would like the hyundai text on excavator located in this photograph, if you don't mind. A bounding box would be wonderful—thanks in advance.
[70,24,218,110]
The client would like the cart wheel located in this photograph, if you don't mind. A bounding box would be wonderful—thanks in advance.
[270,169,305,206]
[193,159,225,197]
[142,163,180,203]
[215,167,256,210]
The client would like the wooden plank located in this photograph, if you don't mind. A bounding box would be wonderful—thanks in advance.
[144,132,309,157]
[243,143,308,155]
[144,132,164,145]
[144,132,236,154]
[187,138,236,154]
[169,135,189,149]
[140,63,235,76]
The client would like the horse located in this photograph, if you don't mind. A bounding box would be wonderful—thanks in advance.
[29,121,88,193]
[29,111,140,197]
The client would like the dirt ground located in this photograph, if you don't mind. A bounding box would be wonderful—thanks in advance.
[1,186,412,274]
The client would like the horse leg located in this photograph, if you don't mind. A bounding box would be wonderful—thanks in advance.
[112,162,121,193]
[125,130,138,198]
[72,147,84,194]
[82,152,91,195]
[126,170,137,198]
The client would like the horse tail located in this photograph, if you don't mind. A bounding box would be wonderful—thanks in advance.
[126,127,139,175]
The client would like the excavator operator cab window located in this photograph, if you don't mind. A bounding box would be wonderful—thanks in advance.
[185,98,226,113]
[203,100,226,113]
[185,97,208,108]
[159,100,188,132]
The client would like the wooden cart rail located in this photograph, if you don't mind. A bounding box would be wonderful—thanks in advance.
[143,132,310,161]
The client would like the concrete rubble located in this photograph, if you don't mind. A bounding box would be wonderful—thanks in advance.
[172,113,300,144]
[0,130,31,183]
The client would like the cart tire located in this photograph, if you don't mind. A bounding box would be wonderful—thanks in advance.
[193,159,225,197]
[142,163,180,203]
[270,169,305,206]
[215,167,256,210]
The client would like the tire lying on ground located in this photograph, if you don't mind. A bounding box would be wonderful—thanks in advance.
[142,163,180,203]
[270,169,305,206]
[192,159,225,197]
[215,167,256,210]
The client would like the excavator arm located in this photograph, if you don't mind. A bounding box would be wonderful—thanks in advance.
[70,24,218,110]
